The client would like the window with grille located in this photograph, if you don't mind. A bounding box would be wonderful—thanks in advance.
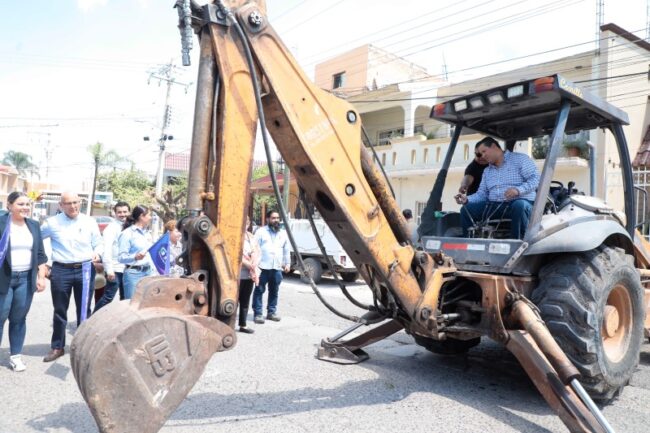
[416,201,427,225]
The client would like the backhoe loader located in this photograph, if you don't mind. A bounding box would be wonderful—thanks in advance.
[70,1,650,433]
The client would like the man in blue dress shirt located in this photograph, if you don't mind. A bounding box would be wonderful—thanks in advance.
[455,137,540,239]
[252,210,290,324]
[41,192,103,362]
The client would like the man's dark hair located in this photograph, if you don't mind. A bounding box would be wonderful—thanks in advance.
[402,209,413,219]
[476,136,501,150]
[266,209,279,218]
[114,201,130,211]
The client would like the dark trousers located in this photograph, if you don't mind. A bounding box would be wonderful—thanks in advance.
[461,199,534,239]
[238,279,254,327]
[252,269,282,316]
[50,264,95,350]
[94,272,123,312]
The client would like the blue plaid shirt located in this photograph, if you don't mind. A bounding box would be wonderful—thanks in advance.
[468,151,540,203]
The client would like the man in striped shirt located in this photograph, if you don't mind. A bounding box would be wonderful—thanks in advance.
[455,137,540,239]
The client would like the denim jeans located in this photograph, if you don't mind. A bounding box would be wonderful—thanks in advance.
[252,269,282,316]
[94,272,123,312]
[50,264,95,350]
[123,267,154,299]
[460,199,534,239]
[0,271,34,355]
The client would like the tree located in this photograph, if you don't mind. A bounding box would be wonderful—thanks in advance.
[87,142,129,215]
[97,169,154,209]
[152,176,188,224]
[2,151,38,177]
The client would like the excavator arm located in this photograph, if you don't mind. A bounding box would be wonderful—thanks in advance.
[70,2,615,433]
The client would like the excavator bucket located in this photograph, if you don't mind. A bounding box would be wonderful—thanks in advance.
[70,275,235,433]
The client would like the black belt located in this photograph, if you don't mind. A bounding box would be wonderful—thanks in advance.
[126,264,150,272]
[53,261,89,269]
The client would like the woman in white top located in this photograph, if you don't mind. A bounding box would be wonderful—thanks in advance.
[0,192,48,372]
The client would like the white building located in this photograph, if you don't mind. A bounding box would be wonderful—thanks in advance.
[314,24,650,221]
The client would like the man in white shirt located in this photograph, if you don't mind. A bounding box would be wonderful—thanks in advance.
[41,192,103,362]
[94,201,130,311]
[252,210,290,324]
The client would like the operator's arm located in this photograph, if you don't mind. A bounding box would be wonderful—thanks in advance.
[515,155,540,197]
[459,174,474,194]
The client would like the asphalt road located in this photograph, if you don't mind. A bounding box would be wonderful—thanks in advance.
[1,274,649,433]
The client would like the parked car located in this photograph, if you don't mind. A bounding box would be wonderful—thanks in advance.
[93,215,116,234]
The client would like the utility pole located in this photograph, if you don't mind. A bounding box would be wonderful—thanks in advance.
[646,0,650,41]
[148,60,192,238]
[595,0,604,54]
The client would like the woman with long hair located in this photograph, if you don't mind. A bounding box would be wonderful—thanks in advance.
[0,192,48,371]
[117,205,153,299]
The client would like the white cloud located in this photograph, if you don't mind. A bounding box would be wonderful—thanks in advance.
[77,0,109,12]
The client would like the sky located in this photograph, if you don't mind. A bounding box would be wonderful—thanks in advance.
[0,0,647,191]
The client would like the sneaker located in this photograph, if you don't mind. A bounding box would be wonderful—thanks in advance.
[254,315,265,324]
[239,326,255,334]
[266,313,281,322]
[9,355,26,372]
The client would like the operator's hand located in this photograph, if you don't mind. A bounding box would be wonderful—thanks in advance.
[135,251,147,261]
[106,272,116,282]
[454,193,468,205]
[504,188,520,200]
[458,186,467,194]
[282,264,290,273]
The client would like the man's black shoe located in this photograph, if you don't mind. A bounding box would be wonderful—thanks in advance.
[239,327,255,334]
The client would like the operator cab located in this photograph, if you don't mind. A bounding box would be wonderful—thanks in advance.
[418,74,634,274]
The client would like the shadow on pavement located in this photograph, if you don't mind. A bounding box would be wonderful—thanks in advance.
[27,402,95,433]
[45,361,70,381]
[17,343,51,357]
[169,342,555,433]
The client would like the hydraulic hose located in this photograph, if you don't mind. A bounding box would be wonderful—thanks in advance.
[216,0,375,324]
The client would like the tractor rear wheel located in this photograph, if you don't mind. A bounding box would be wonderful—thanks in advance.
[532,246,644,401]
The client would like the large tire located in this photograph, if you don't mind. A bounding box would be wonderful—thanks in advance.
[300,257,323,284]
[339,271,359,283]
[532,246,644,401]
[413,334,481,355]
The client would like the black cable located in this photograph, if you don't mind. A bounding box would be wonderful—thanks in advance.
[217,0,370,324]
[299,188,381,315]
[362,126,396,198]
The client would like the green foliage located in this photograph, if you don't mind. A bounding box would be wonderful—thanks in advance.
[532,136,549,159]
[2,150,38,177]
[532,131,590,159]
[97,169,154,208]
